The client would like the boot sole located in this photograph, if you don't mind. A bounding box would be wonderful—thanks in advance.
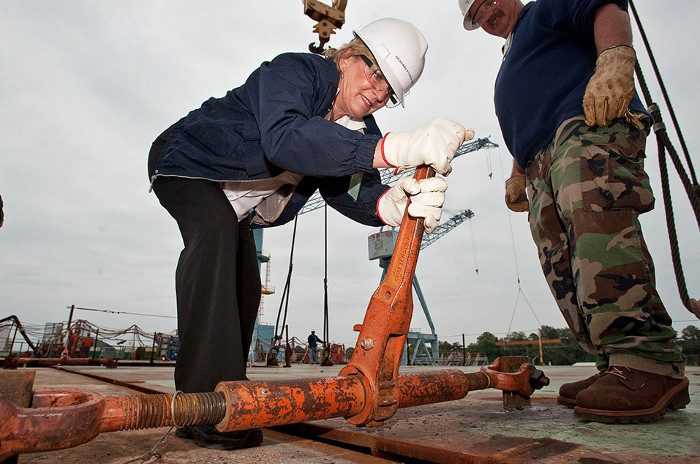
[176,426,263,450]
[556,395,577,408]
[573,377,690,424]
[192,430,263,451]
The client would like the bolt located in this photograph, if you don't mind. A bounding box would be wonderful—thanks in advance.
[360,338,374,351]
[529,369,550,390]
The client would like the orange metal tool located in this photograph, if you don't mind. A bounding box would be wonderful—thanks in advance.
[0,166,549,460]
[338,166,435,426]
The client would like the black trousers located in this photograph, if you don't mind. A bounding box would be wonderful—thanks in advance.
[149,136,261,393]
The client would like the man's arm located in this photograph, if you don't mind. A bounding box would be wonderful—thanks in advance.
[583,3,637,126]
[511,159,525,177]
[593,3,633,53]
[505,159,529,212]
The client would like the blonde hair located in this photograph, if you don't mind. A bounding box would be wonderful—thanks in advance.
[324,37,377,72]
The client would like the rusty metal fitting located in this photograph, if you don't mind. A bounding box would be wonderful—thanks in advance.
[480,356,550,398]
[0,388,228,460]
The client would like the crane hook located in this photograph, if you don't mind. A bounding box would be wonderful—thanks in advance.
[303,0,347,55]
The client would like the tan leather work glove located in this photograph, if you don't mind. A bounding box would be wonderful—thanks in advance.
[505,175,528,212]
[583,45,636,126]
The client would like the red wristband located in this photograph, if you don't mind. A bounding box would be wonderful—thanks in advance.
[375,188,391,225]
[381,132,397,169]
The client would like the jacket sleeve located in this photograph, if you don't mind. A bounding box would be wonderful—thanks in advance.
[317,169,387,227]
[254,54,381,177]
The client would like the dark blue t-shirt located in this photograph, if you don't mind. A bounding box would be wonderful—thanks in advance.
[494,0,646,167]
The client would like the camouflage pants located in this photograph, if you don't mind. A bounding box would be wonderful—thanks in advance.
[526,116,684,378]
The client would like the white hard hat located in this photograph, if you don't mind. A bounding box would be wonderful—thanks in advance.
[353,18,428,107]
[458,0,480,30]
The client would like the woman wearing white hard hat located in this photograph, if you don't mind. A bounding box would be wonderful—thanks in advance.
[148,17,471,450]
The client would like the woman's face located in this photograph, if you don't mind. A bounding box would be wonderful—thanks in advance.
[333,55,392,120]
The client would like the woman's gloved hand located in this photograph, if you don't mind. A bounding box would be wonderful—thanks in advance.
[381,119,474,175]
[376,176,448,233]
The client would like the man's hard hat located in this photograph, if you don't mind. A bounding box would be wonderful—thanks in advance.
[458,0,480,30]
[353,18,428,107]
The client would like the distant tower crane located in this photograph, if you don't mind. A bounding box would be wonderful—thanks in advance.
[253,137,498,363]
[368,209,475,366]
[296,137,497,364]
[298,137,498,215]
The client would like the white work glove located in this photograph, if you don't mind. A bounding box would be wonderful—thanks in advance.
[381,119,475,175]
[376,176,448,233]
[504,175,528,212]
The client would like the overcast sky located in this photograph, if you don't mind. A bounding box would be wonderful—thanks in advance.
[1,1,698,350]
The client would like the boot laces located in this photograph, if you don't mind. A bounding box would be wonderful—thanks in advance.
[608,366,647,388]
[608,366,629,380]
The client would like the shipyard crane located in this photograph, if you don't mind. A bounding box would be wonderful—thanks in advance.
[298,137,498,215]
[297,137,497,364]
[367,209,475,366]
[259,137,499,365]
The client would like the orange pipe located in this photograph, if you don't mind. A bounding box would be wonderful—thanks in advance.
[216,376,365,431]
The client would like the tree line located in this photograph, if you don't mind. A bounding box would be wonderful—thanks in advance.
[438,325,700,366]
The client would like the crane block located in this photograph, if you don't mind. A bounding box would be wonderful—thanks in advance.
[303,0,346,26]
[312,21,337,41]
[303,0,347,54]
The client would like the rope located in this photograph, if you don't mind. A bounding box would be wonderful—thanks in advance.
[321,203,332,364]
[628,1,699,317]
[270,215,300,358]
[485,147,494,179]
[631,67,700,223]
[468,216,479,273]
[648,101,693,313]
[497,149,545,334]
[507,289,520,335]
[628,0,697,186]
[497,148,523,284]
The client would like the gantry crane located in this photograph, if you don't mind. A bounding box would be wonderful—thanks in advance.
[368,209,475,366]
[254,137,499,363]
[298,137,498,215]
[304,136,498,365]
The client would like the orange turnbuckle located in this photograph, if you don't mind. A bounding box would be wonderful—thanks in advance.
[339,166,434,426]
[0,165,549,460]
[0,360,548,460]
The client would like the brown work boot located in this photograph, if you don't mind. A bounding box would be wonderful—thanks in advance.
[574,366,690,423]
[175,424,263,450]
[556,371,607,407]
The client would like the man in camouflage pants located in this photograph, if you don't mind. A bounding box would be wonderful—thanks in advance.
[458,0,688,423]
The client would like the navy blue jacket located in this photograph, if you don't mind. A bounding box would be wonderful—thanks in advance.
[153,52,386,227]
[494,0,647,167]
[307,333,323,348]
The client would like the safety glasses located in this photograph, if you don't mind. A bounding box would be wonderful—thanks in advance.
[359,55,398,108]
